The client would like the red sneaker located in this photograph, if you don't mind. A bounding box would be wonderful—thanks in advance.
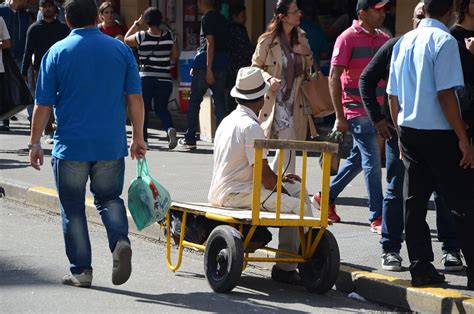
[312,192,341,223]
[370,216,382,234]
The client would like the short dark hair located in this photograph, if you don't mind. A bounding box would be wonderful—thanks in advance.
[229,4,246,19]
[64,0,97,28]
[143,7,162,27]
[424,0,453,18]
[456,0,470,24]
[235,96,264,106]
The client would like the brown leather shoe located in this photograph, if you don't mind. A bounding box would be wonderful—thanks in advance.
[271,265,302,285]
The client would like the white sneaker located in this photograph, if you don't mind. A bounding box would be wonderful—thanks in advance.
[442,252,464,271]
[112,240,132,285]
[44,135,54,144]
[62,269,93,288]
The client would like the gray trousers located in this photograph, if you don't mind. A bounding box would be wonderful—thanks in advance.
[223,181,314,271]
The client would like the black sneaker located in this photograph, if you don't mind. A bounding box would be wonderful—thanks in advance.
[410,262,446,287]
[167,128,178,149]
[381,252,403,271]
[271,265,302,285]
[178,138,196,150]
[441,252,463,271]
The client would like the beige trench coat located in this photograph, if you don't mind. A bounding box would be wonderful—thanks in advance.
[251,28,314,140]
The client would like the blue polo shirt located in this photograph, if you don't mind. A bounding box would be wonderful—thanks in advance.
[386,18,464,130]
[36,28,142,161]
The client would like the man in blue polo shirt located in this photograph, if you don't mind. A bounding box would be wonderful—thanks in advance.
[28,0,147,288]
[387,0,474,289]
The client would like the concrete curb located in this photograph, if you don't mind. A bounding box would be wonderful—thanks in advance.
[1,179,473,313]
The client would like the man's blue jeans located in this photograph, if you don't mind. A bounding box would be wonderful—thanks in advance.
[380,130,405,253]
[52,157,130,274]
[380,131,460,254]
[329,115,383,222]
[184,68,227,143]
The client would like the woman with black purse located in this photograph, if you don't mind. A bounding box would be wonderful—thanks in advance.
[0,16,33,126]
[125,7,179,149]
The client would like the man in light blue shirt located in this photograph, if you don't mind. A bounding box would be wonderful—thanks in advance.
[28,0,147,288]
[387,0,474,290]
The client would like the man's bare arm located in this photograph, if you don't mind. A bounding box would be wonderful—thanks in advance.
[127,94,147,159]
[206,35,216,85]
[29,105,52,170]
[329,65,348,133]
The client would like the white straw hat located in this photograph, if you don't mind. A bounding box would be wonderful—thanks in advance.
[230,67,270,100]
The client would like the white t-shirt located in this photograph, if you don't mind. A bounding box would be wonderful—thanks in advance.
[208,105,268,206]
[0,16,11,73]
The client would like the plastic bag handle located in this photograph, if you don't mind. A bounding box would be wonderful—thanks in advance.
[136,158,150,178]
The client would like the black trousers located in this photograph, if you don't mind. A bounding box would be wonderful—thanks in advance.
[400,127,474,276]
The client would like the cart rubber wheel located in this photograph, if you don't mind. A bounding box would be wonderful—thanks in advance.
[204,225,244,293]
[298,228,340,294]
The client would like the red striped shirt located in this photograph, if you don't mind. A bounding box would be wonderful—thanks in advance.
[331,20,390,120]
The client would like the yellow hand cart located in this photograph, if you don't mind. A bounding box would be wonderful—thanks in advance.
[165,139,340,294]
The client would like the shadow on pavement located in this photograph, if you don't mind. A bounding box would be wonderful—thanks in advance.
[0,148,52,157]
[91,272,380,312]
[341,262,378,272]
[91,284,305,313]
[337,220,370,228]
[0,256,57,287]
[0,159,30,170]
[336,197,368,208]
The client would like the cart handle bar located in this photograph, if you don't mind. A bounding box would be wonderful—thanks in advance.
[254,139,339,153]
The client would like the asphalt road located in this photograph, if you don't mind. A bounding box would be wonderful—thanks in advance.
[0,198,395,313]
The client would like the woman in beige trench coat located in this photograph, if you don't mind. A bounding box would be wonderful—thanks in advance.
[251,0,314,283]
[251,0,313,174]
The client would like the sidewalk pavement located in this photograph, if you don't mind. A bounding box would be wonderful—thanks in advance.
[1,113,473,313]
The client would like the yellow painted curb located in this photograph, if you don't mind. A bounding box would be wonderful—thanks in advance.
[344,264,473,301]
[28,186,132,217]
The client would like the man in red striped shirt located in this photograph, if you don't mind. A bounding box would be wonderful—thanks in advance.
[312,0,390,233]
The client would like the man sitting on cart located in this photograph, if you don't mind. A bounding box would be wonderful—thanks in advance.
[208,67,315,285]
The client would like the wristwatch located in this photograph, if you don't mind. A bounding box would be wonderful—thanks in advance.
[28,143,42,150]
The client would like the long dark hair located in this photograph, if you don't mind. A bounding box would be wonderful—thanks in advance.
[456,0,469,24]
[260,0,299,47]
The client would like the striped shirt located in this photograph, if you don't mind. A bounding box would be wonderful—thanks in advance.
[136,30,175,81]
[331,20,390,120]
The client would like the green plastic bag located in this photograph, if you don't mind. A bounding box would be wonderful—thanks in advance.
[127,158,171,230]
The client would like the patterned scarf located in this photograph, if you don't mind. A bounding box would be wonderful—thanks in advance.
[278,32,304,101]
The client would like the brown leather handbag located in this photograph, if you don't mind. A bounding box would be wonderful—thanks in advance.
[302,70,334,118]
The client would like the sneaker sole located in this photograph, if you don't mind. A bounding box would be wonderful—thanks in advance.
[382,265,402,271]
[62,280,92,288]
[370,227,382,234]
[444,265,464,272]
[62,276,92,288]
[181,145,197,150]
[112,246,132,285]
[168,129,177,149]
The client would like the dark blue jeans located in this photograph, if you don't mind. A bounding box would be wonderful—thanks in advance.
[329,116,383,222]
[142,77,173,142]
[52,157,129,274]
[381,131,460,254]
[184,68,227,143]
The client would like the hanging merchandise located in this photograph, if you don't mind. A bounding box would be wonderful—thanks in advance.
[166,0,176,23]
[183,0,197,22]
